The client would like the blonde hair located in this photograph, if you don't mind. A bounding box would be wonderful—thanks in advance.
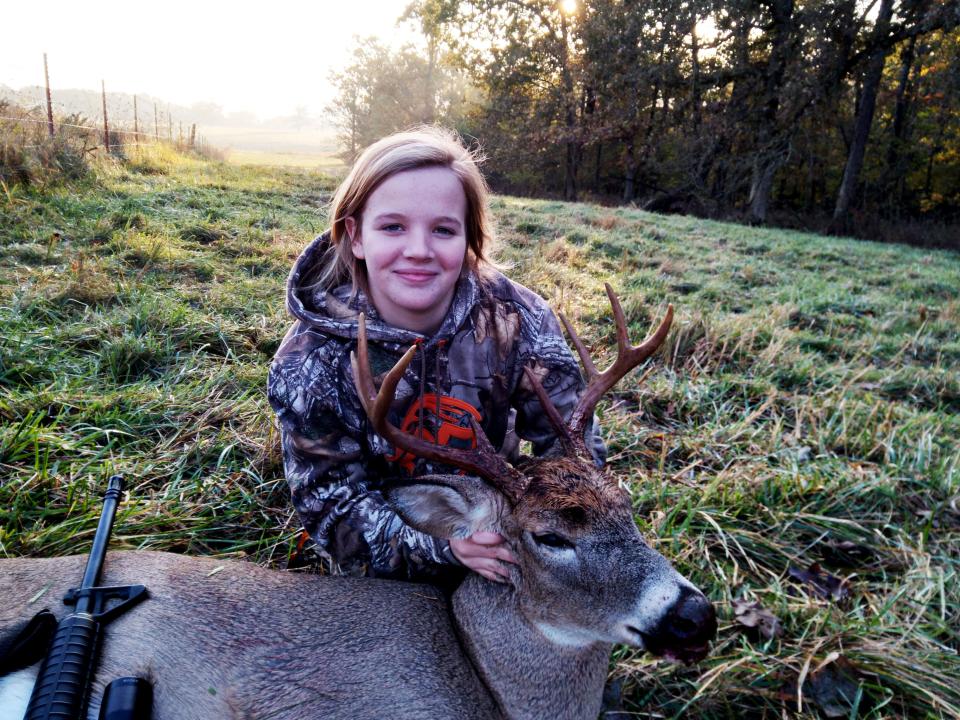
[312,127,497,293]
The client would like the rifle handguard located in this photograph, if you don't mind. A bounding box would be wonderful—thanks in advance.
[26,612,100,720]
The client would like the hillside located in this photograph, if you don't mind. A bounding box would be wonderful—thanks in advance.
[1,148,958,718]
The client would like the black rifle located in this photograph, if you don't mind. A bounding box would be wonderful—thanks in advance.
[25,476,149,720]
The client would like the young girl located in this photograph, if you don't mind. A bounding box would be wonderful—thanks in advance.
[268,127,603,584]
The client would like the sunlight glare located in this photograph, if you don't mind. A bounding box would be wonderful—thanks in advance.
[560,0,577,15]
[1,0,417,118]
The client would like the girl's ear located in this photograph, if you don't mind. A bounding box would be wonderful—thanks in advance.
[345,216,364,259]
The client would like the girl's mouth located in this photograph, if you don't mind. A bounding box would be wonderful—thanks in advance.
[394,270,437,283]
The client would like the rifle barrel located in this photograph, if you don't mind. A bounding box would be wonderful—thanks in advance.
[77,476,125,608]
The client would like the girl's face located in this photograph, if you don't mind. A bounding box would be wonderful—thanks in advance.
[347,166,468,334]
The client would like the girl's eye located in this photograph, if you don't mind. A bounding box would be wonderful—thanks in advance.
[532,532,574,550]
[434,226,456,236]
[381,223,404,232]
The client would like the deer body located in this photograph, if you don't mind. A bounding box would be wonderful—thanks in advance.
[1,289,717,719]
[0,539,685,720]
[2,552,496,720]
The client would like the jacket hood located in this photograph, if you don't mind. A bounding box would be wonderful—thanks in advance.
[285,231,482,349]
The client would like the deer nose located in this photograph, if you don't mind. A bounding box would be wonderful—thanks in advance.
[662,587,716,643]
[641,586,717,663]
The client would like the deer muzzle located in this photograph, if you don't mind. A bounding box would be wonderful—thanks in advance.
[635,586,717,664]
[614,581,717,664]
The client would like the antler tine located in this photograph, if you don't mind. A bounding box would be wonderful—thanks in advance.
[558,311,598,379]
[607,283,631,358]
[522,366,576,455]
[352,314,418,423]
[566,286,674,452]
[350,314,526,502]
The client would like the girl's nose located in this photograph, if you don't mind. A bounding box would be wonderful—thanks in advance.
[403,228,434,259]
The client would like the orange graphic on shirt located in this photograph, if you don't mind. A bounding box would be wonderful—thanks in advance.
[387,393,482,475]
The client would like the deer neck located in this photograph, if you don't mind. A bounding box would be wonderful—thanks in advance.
[451,574,611,720]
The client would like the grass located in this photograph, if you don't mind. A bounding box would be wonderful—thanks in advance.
[2,146,958,719]
[224,149,347,170]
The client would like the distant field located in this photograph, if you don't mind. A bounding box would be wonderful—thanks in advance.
[224,148,346,171]
[200,124,346,171]
[1,146,958,718]
[200,124,339,154]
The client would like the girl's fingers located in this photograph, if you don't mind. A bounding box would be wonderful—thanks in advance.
[476,537,516,564]
[465,533,518,564]
[461,543,516,565]
[472,558,511,583]
[454,551,513,583]
[470,531,505,545]
[450,534,517,574]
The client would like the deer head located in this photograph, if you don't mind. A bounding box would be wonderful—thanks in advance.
[351,285,715,662]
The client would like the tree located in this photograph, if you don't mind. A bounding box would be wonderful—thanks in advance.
[330,0,960,244]
[329,36,470,161]
[426,0,588,199]
[832,0,897,227]
[833,0,960,228]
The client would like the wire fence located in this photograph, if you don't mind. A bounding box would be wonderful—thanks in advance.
[1,115,165,138]
[1,107,213,156]
[1,55,220,187]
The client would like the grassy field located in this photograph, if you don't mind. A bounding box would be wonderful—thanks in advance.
[201,124,347,171]
[223,148,347,170]
[1,145,958,718]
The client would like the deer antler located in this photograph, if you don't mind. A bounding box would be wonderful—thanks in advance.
[350,314,526,503]
[527,285,674,457]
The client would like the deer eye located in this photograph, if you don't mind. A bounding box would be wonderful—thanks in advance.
[532,532,574,550]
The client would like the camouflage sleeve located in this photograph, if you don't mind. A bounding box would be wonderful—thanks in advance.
[268,337,460,582]
[513,305,607,465]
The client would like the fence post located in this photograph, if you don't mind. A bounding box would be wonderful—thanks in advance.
[101,80,110,152]
[43,53,55,137]
[189,123,196,148]
[167,106,172,141]
[154,103,159,141]
[133,95,139,138]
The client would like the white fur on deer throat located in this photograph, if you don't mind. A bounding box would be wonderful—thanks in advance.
[533,620,604,648]
[0,665,39,720]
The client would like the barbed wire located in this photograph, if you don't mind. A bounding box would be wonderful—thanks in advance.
[0,114,178,138]
[1,116,212,159]
[13,141,166,151]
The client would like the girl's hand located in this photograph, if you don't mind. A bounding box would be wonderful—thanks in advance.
[449,532,517,583]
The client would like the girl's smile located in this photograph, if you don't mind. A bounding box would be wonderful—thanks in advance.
[347,166,468,334]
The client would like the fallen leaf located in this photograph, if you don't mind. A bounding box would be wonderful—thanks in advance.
[732,599,783,639]
[787,563,851,604]
[781,656,867,718]
[803,658,863,717]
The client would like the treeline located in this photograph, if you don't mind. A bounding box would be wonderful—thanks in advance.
[330,0,960,245]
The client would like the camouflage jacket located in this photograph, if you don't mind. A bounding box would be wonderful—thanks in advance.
[268,232,604,581]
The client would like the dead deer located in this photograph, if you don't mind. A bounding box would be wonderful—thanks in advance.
[0,285,715,720]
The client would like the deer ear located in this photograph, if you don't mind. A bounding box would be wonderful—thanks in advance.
[384,476,505,540]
